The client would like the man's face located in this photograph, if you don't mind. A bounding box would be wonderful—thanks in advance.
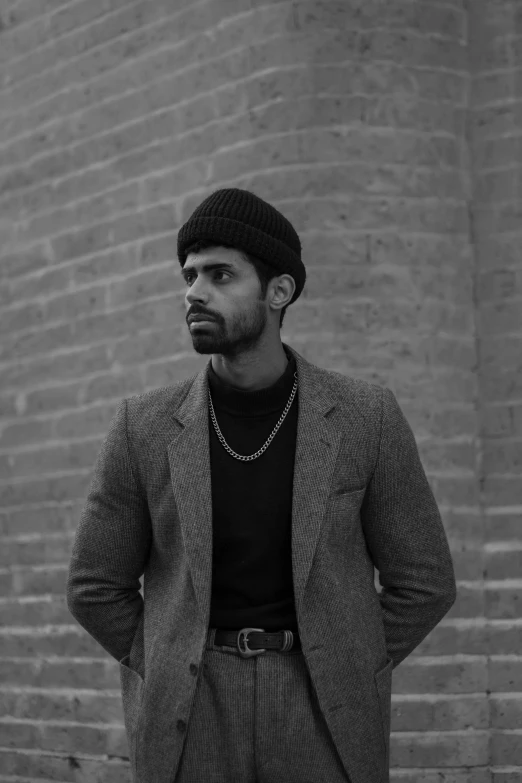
[181,246,269,358]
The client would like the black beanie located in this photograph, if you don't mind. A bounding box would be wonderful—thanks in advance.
[177,188,306,306]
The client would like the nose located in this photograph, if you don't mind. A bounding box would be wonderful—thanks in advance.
[185,280,209,307]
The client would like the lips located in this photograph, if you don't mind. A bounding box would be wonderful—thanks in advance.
[188,315,215,323]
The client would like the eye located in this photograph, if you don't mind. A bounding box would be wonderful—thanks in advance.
[184,271,230,285]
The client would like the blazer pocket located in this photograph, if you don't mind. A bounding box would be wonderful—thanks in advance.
[374,657,393,768]
[119,653,145,741]
[329,486,367,509]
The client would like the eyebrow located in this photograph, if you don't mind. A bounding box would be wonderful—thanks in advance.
[180,262,236,280]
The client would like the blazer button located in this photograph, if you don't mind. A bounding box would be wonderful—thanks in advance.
[177,719,187,733]
[189,664,198,676]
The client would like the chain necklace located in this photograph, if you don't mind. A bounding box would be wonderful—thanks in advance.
[208,371,298,462]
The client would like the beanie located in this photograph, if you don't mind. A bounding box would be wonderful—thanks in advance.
[177,188,306,306]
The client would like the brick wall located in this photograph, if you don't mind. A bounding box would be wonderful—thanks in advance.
[0,0,519,780]
[468,1,522,775]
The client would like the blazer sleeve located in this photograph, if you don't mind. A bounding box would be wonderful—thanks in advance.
[361,386,457,668]
[66,398,152,664]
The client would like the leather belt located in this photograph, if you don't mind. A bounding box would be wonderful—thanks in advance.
[214,627,301,658]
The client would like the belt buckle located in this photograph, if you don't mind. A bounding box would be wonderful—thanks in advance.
[237,627,266,658]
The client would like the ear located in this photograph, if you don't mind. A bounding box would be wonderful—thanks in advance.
[270,274,295,311]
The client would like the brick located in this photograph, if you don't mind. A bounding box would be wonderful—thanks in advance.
[483,440,522,475]
[491,732,522,765]
[479,301,522,338]
[481,331,522,376]
[487,624,522,656]
[0,595,72,626]
[489,656,522,691]
[0,748,130,782]
[0,627,105,657]
[0,13,49,67]
[0,686,122,723]
[0,503,82,537]
[0,535,74,567]
[451,585,485,619]
[391,730,490,766]
[18,182,142,243]
[2,1,195,98]
[392,694,489,731]
[300,259,472,309]
[486,587,522,619]
[289,294,471,344]
[486,551,522,581]
[250,27,468,74]
[393,772,490,783]
[473,2,522,40]
[494,770,522,783]
[403,405,478,440]
[0,656,119,689]
[1,0,133,68]
[439,510,483,542]
[79,366,145,407]
[1,1,71,28]
[0,93,464,204]
[473,136,521,172]
[0,14,210,138]
[50,204,174,263]
[417,440,477,473]
[490,694,522,729]
[482,405,517,438]
[110,325,193,371]
[469,26,519,73]
[393,657,488,695]
[144,352,210,390]
[0,716,127,756]
[218,160,464,207]
[485,512,522,541]
[0,241,54,278]
[472,71,517,109]
[411,622,485,656]
[475,169,518,204]
[513,406,522,437]
[286,0,465,40]
[482,476,522,506]
[471,103,518,142]
[431,476,481,508]
[7,264,70,306]
[0,563,72,593]
[452,551,486,581]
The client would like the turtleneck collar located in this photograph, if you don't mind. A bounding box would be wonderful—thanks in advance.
[207,344,297,417]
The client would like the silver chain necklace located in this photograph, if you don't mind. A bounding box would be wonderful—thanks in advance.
[208,371,298,462]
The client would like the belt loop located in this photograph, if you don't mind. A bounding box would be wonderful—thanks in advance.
[207,628,217,647]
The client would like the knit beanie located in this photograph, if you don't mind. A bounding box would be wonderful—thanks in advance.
[177,188,306,306]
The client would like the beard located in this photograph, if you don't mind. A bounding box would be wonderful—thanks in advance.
[188,299,268,360]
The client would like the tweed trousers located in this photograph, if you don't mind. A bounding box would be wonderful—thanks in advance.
[174,628,351,783]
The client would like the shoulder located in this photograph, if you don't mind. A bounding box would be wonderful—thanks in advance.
[123,373,199,421]
[310,362,385,421]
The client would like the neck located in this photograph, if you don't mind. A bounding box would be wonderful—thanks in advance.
[211,342,289,391]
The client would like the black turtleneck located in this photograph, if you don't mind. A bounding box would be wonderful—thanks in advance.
[207,343,299,632]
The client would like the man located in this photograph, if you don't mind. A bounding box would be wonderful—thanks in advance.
[66,188,457,783]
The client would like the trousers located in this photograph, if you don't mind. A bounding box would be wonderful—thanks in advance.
[174,627,351,783]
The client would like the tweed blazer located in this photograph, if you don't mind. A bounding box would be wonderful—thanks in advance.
[66,342,457,783]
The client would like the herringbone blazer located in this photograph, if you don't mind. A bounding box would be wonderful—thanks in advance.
[66,342,457,783]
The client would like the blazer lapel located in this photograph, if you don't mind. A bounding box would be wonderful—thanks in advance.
[288,346,343,610]
[167,344,342,621]
[167,370,213,621]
